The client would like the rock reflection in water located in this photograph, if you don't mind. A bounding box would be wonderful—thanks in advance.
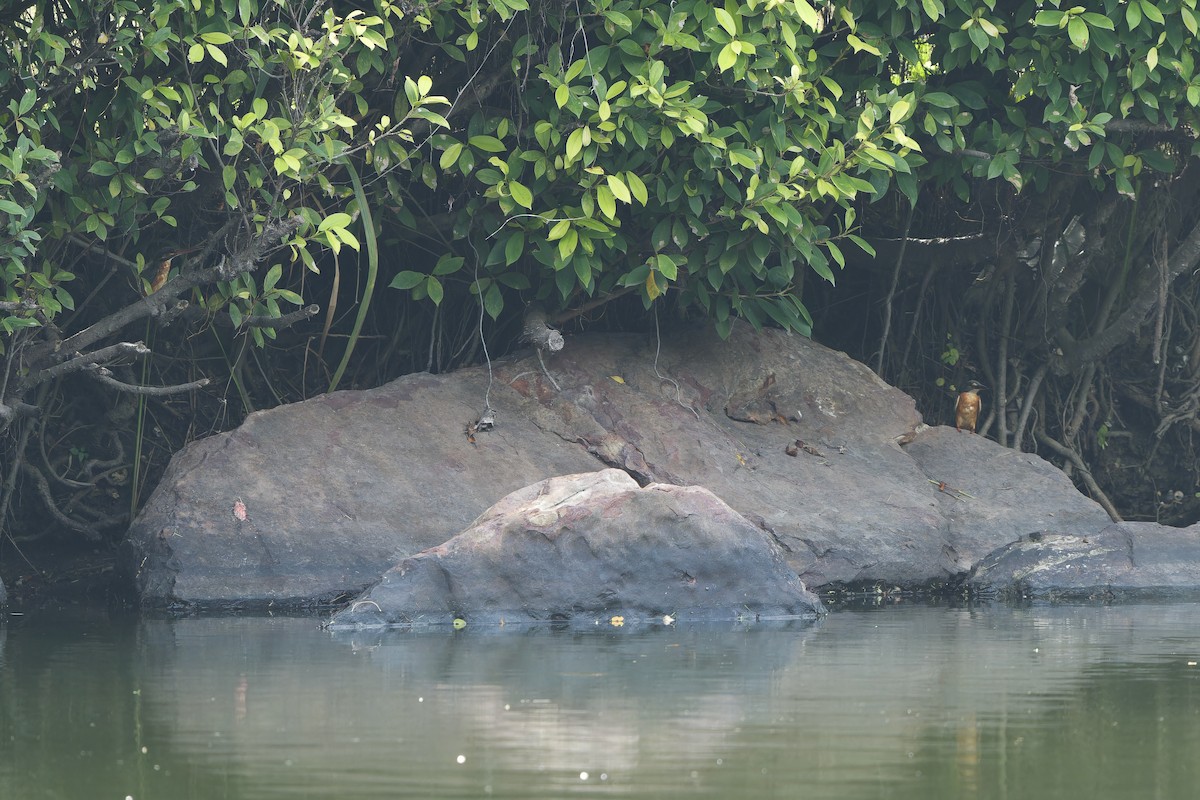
[1,605,1198,799]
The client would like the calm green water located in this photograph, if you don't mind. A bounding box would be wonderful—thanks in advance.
[2,603,1198,799]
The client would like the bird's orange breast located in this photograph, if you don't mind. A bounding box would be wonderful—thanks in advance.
[955,392,981,433]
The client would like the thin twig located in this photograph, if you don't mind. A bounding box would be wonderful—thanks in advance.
[875,203,915,376]
[652,305,698,419]
[86,366,210,395]
[244,304,320,329]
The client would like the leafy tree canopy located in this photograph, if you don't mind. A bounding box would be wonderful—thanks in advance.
[3,0,1200,539]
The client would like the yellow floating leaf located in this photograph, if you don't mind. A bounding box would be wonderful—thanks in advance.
[610,375,625,384]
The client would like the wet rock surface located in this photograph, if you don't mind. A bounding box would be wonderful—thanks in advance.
[967,522,1200,599]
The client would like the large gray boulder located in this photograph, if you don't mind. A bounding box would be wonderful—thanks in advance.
[967,522,1200,599]
[329,469,825,628]
[123,322,1128,608]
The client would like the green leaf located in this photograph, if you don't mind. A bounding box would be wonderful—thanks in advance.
[206,43,228,66]
[1034,10,1066,26]
[717,43,738,71]
[923,92,957,109]
[890,97,914,125]
[468,135,505,152]
[547,219,570,240]
[18,89,35,116]
[484,283,504,320]
[440,142,463,170]
[509,180,533,209]
[794,0,822,28]
[655,254,678,280]
[597,184,617,219]
[504,231,525,265]
[1126,3,1142,28]
[318,212,353,233]
[264,263,282,292]
[1080,12,1114,30]
[606,174,631,203]
[433,254,464,275]
[200,31,234,44]
[566,127,585,160]
[389,270,425,290]
[426,276,444,305]
[1068,16,1089,49]
[625,172,648,205]
[713,8,737,36]
[558,228,579,260]
[967,22,989,52]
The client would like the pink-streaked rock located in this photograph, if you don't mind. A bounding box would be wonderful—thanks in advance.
[329,470,824,628]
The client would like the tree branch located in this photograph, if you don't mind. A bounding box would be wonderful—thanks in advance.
[0,401,40,424]
[244,303,320,329]
[56,215,302,357]
[522,304,565,352]
[86,366,210,396]
[25,341,150,389]
[1057,212,1200,372]
[18,462,103,539]
[1035,430,1121,521]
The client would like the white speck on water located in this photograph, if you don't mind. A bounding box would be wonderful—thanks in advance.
[1188,661,1197,666]
[600,773,608,781]
[418,697,424,702]
[716,759,723,766]
[456,755,466,764]
[504,704,510,711]
[579,772,589,780]
[140,746,148,754]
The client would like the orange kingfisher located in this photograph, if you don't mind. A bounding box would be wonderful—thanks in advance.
[955,380,985,433]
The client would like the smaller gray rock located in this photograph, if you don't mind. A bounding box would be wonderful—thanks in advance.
[902,426,1113,572]
[329,469,825,629]
[968,522,1200,599]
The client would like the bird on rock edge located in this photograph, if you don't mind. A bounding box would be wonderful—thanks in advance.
[955,380,985,433]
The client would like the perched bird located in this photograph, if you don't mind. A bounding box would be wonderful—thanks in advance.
[955,380,985,433]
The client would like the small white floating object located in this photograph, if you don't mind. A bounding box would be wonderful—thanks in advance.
[456,755,466,764]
